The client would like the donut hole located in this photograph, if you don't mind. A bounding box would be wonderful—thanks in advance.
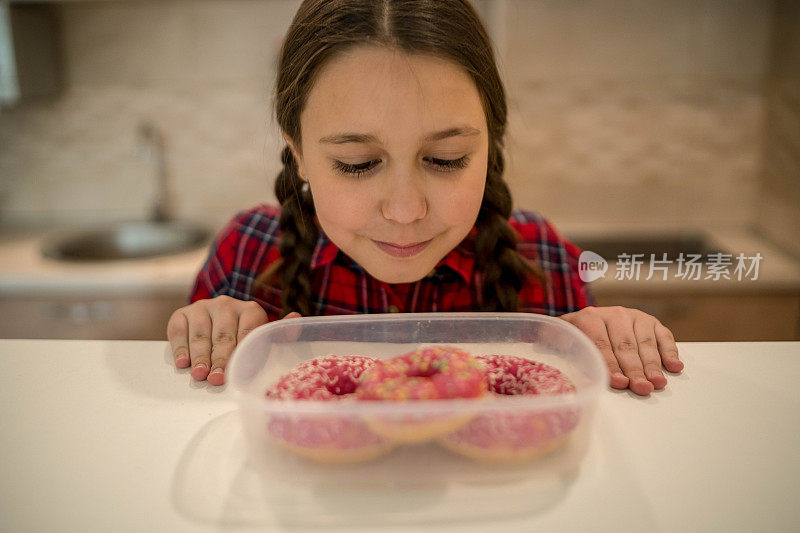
[406,367,439,379]
[324,382,356,395]
[483,356,575,397]
[323,374,361,396]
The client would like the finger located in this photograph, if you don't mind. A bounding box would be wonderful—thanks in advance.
[605,311,654,396]
[166,309,190,369]
[633,315,667,390]
[565,314,629,390]
[655,322,684,373]
[277,311,303,342]
[237,302,270,343]
[200,301,270,387]
[187,310,213,382]
[207,307,240,386]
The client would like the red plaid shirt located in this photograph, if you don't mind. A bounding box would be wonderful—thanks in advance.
[190,204,594,321]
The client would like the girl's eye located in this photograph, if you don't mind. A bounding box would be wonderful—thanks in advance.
[330,155,470,178]
[331,159,381,178]
[425,155,470,172]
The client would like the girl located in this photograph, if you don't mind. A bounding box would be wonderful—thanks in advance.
[167,0,683,396]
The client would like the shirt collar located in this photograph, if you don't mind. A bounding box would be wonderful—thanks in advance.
[309,230,339,270]
[309,227,476,284]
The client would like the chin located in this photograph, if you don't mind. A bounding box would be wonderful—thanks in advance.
[365,262,430,284]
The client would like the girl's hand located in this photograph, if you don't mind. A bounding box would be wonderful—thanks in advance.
[558,306,684,396]
[167,295,298,386]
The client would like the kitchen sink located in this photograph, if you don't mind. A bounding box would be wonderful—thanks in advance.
[41,221,211,261]
[571,233,726,262]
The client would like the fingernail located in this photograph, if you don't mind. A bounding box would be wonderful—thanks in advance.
[176,355,189,367]
[190,363,209,381]
[211,367,224,375]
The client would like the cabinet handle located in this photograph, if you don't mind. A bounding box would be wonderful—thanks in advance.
[40,302,115,324]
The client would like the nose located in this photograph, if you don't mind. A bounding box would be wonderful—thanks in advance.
[380,173,428,224]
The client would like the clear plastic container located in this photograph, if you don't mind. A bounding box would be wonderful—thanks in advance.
[227,312,607,525]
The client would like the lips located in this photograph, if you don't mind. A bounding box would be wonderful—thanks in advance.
[373,239,433,258]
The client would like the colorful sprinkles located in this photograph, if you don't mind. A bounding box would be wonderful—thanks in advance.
[356,346,488,401]
[265,355,376,400]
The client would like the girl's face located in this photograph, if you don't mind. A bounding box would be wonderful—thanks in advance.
[291,45,489,284]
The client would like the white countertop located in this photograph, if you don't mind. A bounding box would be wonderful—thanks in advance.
[0,339,798,532]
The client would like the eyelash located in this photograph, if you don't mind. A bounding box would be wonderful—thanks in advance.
[331,156,470,178]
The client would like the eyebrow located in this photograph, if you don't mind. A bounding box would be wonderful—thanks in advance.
[318,125,481,145]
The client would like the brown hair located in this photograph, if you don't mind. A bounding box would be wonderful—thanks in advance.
[257,0,545,316]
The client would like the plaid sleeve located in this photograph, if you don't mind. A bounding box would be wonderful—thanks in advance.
[562,237,597,309]
[190,205,283,305]
[511,210,596,316]
[189,215,242,303]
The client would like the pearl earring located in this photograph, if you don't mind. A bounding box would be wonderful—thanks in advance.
[300,181,310,193]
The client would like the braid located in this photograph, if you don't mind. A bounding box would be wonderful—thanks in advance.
[473,146,546,311]
[255,146,318,317]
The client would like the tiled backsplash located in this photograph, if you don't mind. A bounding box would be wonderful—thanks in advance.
[501,0,769,229]
[757,0,800,257]
[0,0,297,230]
[0,0,790,240]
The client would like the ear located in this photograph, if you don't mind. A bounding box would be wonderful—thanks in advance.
[282,133,308,181]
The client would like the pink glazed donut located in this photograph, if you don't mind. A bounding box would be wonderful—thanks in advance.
[265,355,394,463]
[357,346,487,401]
[438,354,580,462]
[356,346,488,442]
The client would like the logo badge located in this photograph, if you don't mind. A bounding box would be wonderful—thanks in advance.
[578,251,608,283]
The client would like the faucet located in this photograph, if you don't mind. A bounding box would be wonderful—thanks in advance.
[137,121,169,223]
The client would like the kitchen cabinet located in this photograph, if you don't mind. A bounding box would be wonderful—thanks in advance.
[1,2,61,106]
[0,294,187,340]
[593,289,800,341]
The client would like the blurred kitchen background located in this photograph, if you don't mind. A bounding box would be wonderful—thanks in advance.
[0,0,798,341]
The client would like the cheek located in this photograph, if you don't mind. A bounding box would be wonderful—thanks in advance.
[311,181,374,231]
[434,169,486,225]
